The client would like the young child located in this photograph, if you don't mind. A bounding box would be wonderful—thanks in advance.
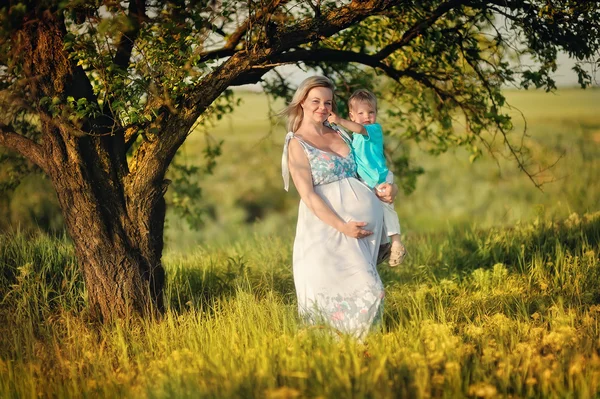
[328,89,406,266]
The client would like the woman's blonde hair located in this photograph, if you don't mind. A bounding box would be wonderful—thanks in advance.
[279,76,337,133]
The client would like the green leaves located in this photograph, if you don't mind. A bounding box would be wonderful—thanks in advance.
[265,1,600,190]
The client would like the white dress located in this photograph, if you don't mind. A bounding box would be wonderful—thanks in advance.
[282,129,385,339]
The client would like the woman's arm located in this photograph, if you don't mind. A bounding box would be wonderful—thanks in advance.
[327,112,367,136]
[288,139,372,239]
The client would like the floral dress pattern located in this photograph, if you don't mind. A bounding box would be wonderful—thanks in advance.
[282,128,385,339]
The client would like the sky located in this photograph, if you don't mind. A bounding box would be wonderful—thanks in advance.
[550,52,598,87]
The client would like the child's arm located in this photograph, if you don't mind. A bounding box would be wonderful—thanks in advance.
[328,112,367,136]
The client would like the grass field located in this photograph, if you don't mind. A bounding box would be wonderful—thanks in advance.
[1,212,599,398]
[1,88,600,398]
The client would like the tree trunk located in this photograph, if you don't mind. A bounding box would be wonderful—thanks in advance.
[11,11,169,321]
[45,128,166,321]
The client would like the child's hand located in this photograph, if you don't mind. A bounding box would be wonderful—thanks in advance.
[327,112,341,125]
[375,183,397,203]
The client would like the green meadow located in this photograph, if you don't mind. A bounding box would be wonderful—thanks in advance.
[1,88,599,398]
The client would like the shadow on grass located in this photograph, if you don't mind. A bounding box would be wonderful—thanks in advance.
[380,212,600,283]
[378,212,600,328]
[165,254,297,313]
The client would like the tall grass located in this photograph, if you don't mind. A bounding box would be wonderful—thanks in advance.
[1,212,599,398]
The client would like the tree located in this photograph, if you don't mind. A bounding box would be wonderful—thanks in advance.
[0,0,598,321]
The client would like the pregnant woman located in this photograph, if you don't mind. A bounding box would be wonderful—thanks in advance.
[281,76,394,339]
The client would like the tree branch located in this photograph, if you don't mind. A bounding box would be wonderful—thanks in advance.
[196,0,290,64]
[114,0,147,69]
[483,0,531,13]
[224,0,289,50]
[375,0,467,59]
[129,0,437,195]
[197,1,401,72]
[197,48,237,64]
[273,48,449,97]
[269,0,398,52]
[0,123,48,173]
[458,43,545,189]
[200,21,227,38]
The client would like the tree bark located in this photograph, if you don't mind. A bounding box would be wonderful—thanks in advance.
[43,125,166,321]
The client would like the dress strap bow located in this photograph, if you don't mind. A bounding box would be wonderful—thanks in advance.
[281,132,294,191]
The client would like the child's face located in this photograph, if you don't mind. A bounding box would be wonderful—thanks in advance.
[349,101,377,125]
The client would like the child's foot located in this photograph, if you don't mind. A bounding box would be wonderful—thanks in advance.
[389,242,406,267]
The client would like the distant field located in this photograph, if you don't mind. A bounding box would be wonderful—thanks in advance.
[166,88,600,250]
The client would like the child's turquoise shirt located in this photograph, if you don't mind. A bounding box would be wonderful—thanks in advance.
[351,123,388,189]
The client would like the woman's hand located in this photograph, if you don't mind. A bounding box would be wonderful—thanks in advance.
[340,221,373,239]
[375,183,398,204]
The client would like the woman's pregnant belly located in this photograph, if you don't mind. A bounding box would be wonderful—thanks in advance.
[314,177,383,233]
[300,177,384,288]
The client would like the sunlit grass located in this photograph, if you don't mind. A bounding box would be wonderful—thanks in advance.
[1,212,599,398]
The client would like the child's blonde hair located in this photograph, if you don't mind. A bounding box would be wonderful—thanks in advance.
[348,89,378,112]
[279,76,337,133]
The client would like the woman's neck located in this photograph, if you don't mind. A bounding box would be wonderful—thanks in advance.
[298,119,328,136]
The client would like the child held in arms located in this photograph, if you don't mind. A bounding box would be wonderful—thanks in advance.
[328,89,407,266]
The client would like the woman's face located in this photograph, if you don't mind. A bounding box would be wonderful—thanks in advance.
[301,86,333,124]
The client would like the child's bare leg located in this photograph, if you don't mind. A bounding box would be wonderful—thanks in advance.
[388,234,406,267]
